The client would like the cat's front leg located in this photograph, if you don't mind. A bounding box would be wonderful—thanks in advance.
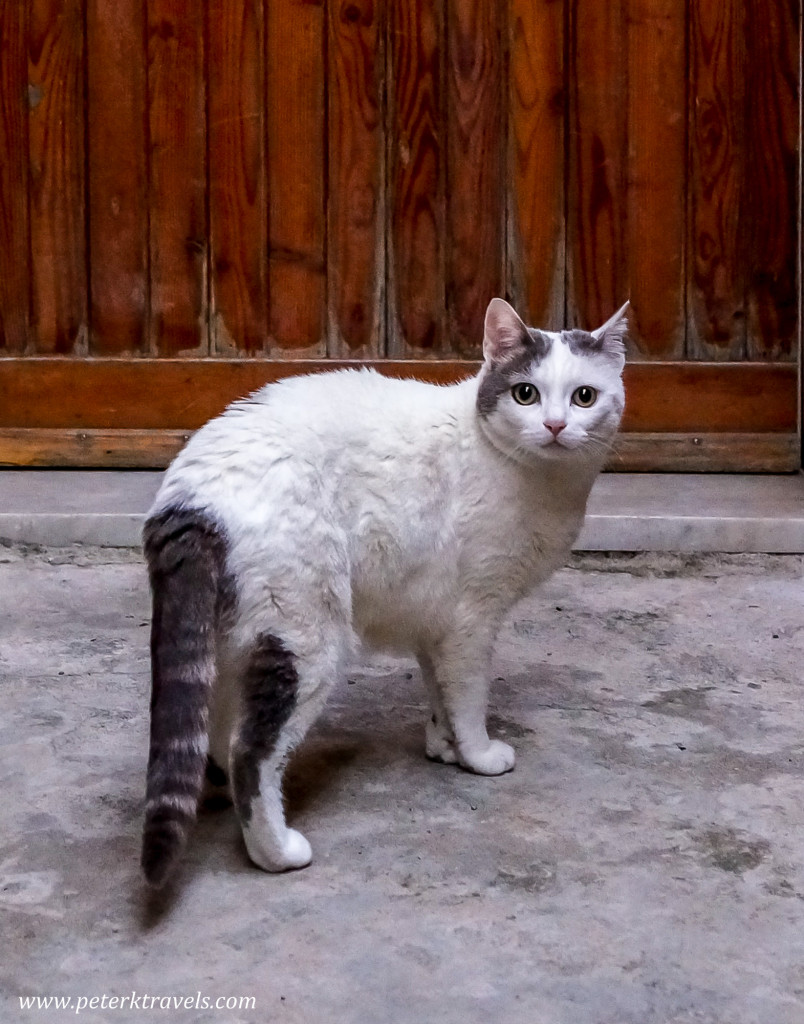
[426,639,515,776]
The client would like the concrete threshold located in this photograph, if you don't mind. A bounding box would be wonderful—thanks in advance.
[0,470,802,553]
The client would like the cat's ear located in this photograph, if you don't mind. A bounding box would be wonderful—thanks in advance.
[483,298,529,364]
[591,301,629,365]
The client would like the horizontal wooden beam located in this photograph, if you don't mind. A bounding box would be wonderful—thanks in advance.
[0,358,797,433]
[0,429,798,473]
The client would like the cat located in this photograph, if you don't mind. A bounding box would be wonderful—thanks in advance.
[141,297,628,887]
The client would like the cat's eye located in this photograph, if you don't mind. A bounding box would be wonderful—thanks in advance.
[572,386,598,408]
[511,382,540,406]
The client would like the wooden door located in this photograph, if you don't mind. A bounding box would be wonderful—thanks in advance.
[0,0,799,470]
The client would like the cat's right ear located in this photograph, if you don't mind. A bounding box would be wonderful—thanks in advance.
[483,298,529,365]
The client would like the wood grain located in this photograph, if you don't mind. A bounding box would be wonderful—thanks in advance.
[567,0,628,333]
[626,0,686,358]
[147,0,208,355]
[86,0,148,355]
[0,358,796,434]
[507,0,564,331]
[2,429,797,474]
[446,0,504,356]
[609,433,800,474]
[268,0,327,355]
[687,0,746,359]
[387,0,445,356]
[28,0,87,354]
[328,0,385,357]
[208,0,268,354]
[0,2,30,353]
[0,428,192,468]
[744,0,799,360]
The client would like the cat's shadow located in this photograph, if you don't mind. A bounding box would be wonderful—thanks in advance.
[283,737,365,816]
[139,727,411,926]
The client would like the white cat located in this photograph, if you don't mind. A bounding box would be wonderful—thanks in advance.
[141,298,628,886]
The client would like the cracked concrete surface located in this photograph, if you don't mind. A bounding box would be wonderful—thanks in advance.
[1,544,804,1023]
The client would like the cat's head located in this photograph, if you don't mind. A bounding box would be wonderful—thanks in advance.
[476,298,627,465]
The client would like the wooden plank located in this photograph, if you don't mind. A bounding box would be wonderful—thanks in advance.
[2,429,798,474]
[0,359,796,434]
[744,0,799,360]
[208,0,268,354]
[507,0,564,331]
[27,0,87,354]
[0,428,191,468]
[446,0,504,356]
[610,433,800,474]
[328,0,384,357]
[147,0,208,355]
[0,2,30,353]
[268,0,326,356]
[626,0,686,358]
[687,0,746,359]
[387,0,445,356]
[567,0,628,333]
[86,0,148,355]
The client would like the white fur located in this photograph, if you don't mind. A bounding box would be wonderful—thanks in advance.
[150,303,626,871]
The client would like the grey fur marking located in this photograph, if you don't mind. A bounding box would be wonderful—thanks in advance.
[477,332,551,418]
[141,505,228,888]
[231,633,298,825]
[562,328,605,357]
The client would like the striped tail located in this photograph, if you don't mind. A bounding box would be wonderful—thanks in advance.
[141,506,227,888]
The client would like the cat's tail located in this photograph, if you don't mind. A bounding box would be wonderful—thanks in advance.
[140,506,227,888]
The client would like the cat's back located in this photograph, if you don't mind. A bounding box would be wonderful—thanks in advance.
[152,369,472,516]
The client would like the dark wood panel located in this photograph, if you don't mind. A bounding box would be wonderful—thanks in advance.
[446,0,504,356]
[626,0,686,358]
[208,0,268,354]
[688,0,746,359]
[507,0,564,331]
[268,0,326,355]
[387,0,445,356]
[567,0,628,333]
[0,359,796,434]
[0,2,30,353]
[147,0,207,355]
[611,433,800,474]
[328,0,384,357]
[0,428,192,468]
[744,0,799,360]
[28,0,86,354]
[86,0,148,355]
[3,429,797,474]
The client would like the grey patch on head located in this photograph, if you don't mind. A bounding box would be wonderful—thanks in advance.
[476,332,551,418]
[562,328,604,357]
[232,633,298,824]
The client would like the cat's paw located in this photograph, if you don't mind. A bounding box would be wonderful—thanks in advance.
[243,827,312,873]
[425,719,459,764]
[458,739,515,776]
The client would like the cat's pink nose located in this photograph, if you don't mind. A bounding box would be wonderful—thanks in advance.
[544,419,567,437]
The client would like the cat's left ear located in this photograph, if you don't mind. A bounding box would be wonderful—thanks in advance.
[483,298,529,364]
[591,301,630,367]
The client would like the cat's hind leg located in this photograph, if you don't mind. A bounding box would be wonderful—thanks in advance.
[202,668,239,805]
[230,630,344,872]
[418,652,458,764]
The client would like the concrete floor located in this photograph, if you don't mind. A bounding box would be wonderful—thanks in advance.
[2,543,804,1023]
[2,470,804,551]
